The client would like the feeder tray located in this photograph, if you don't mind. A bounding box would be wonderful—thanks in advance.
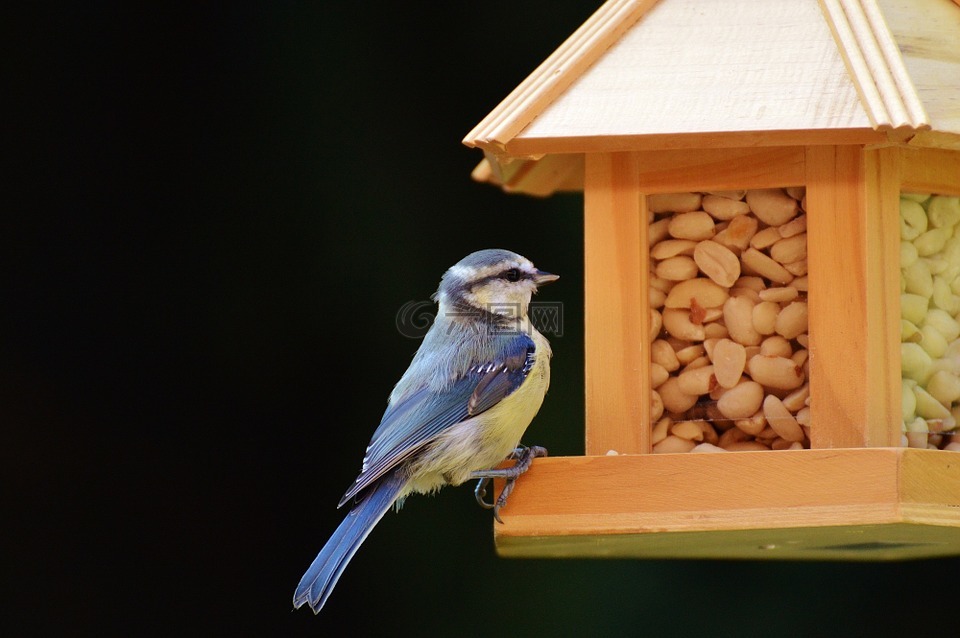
[464,0,960,560]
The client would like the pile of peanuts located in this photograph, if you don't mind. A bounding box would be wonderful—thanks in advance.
[647,188,810,453]
[900,192,960,451]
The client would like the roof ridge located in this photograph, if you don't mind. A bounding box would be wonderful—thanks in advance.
[462,0,658,155]
[819,0,930,131]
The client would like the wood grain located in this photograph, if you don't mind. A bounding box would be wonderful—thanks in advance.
[864,146,903,446]
[806,146,899,448]
[584,152,648,455]
[877,0,960,138]
[504,128,887,158]
[819,0,929,131]
[463,0,658,155]
[900,147,960,196]
[491,449,960,559]
[469,153,585,197]
[634,146,805,192]
[515,0,872,146]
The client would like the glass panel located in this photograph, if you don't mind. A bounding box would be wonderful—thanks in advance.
[648,189,810,453]
[899,192,960,451]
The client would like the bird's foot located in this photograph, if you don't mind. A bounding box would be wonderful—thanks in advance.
[471,445,547,523]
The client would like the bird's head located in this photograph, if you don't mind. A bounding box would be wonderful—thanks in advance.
[433,249,559,321]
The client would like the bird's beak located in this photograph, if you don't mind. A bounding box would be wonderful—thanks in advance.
[534,270,559,286]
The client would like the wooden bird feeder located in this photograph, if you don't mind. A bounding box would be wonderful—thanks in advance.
[463,0,960,560]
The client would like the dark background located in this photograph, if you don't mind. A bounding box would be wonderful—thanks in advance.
[7,2,959,636]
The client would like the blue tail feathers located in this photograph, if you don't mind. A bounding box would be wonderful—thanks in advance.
[292,471,406,613]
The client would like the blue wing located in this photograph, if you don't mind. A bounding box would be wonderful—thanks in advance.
[338,332,536,507]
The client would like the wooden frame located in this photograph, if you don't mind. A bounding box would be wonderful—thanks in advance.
[494,145,960,560]
[494,449,960,560]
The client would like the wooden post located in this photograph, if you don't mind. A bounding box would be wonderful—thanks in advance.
[864,146,903,445]
[584,152,649,455]
[806,144,900,447]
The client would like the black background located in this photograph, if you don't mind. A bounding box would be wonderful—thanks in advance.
[7,2,959,636]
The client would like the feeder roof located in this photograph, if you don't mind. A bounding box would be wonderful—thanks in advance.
[464,0,960,196]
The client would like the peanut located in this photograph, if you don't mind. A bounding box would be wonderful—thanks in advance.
[649,192,702,213]
[735,409,767,435]
[694,240,741,287]
[782,259,808,277]
[664,278,730,309]
[778,214,807,238]
[746,355,805,390]
[662,308,705,341]
[901,293,929,325]
[650,362,669,389]
[652,416,671,444]
[928,196,960,228]
[651,339,680,371]
[713,214,758,252]
[652,239,697,260]
[649,218,671,245]
[671,420,706,441]
[703,322,729,339]
[658,377,700,414]
[762,395,805,442]
[702,194,751,220]
[653,435,697,454]
[650,308,663,342]
[691,442,726,453]
[649,287,666,309]
[746,188,799,226]
[717,379,765,419]
[741,248,793,284]
[775,301,808,339]
[781,383,810,412]
[770,233,807,265]
[656,255,700,281]
[759,335,792,358]
[677,364,717,396]
[723,296,762,346]
[924,308,960,341]
[915,227,951,257]
[759,286,798,303]
[651,390,664,422]
[711,338,746,389]
[676,344,706,365]
[752,301,780,335]
[749,227,783,251]
[668,211,716,241]
[900,198,927,240]
[902,259,933,297]
[718,425,750,448]
[925,370,960,406]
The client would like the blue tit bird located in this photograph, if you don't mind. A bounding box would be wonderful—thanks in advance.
[292,248,558,614]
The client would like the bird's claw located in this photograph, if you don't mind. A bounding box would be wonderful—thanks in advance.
[474,477,494,509]
[471,445,547,523]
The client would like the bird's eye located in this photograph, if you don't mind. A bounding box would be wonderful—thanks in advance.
[503,268,521,282]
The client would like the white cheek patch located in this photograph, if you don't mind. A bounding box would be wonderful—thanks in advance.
[463,284,498,310]
[465,280,536,316]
